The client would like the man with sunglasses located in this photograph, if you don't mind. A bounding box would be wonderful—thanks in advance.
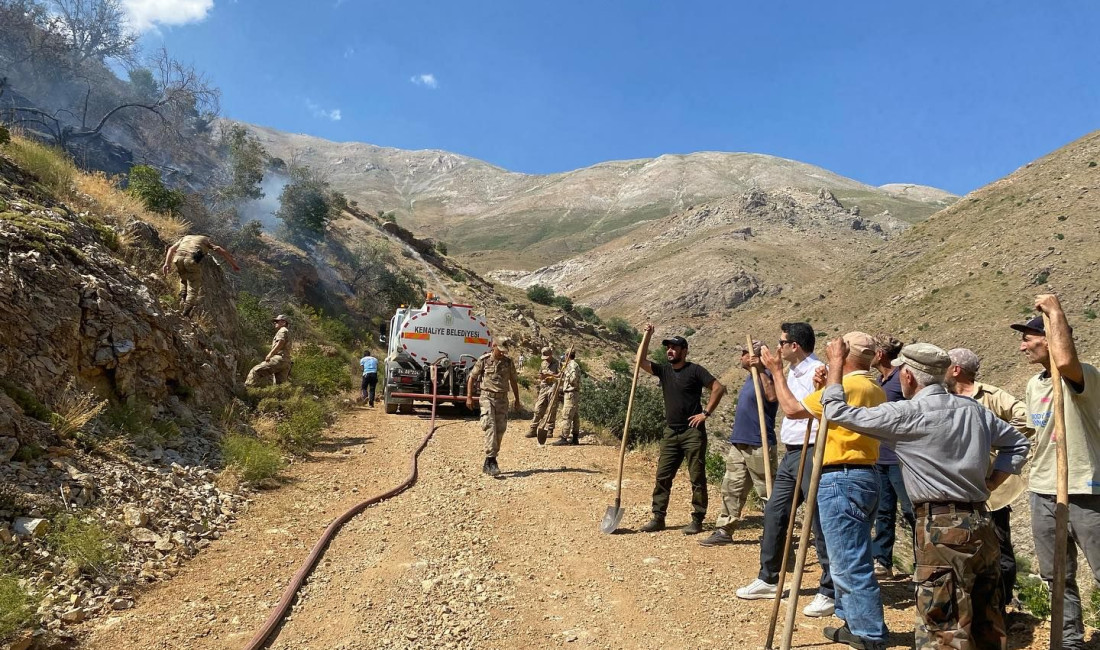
[736,322,836,619]
[637,325,726,534]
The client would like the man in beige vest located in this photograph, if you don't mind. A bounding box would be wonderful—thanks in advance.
[946,347,1034,617]
[161,234,241,316]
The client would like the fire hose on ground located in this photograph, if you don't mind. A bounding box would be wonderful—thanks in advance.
[242,366,442,650]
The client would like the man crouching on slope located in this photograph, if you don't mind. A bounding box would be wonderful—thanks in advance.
[636,325,726,534]
[820,339,1030,650]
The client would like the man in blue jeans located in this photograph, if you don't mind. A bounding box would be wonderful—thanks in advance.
[770,331,888,650]
[359,349,379,406]
[870,334,915,579]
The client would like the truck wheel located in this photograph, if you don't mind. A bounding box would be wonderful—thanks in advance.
[384,401,398,414]
[398,403,414,414]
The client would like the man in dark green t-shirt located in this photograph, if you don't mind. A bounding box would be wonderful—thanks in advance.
[637,324,726,534]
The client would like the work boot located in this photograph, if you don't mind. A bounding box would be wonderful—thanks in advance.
[638,517,665,533]
[485,457,501,477]
[524,430,538,438]
[681,518,704,535]
[698,528,733,547]
[551,437,577,446]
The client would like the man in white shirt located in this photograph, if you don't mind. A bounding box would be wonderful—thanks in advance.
[736,322,835,618]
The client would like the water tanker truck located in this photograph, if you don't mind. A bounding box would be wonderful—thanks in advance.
[381,294,494,414]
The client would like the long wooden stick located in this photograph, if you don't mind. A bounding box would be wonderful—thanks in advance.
[612,330,654,506]
[1044,313,1070,649]
[748,334,774,498]
[538,344,574,431]
[764,419,813,649]
[779,413,829,650]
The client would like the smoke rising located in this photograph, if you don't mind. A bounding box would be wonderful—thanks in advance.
[236,173,289,233]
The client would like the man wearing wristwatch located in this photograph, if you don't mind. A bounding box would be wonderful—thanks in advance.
[637,325,726,535]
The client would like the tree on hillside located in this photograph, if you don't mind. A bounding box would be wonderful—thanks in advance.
[526,284,555,305]
[4,47,219,151]
[47,0,136,64]
[276,166,336,246]
[215,123,266,204]
[127,67,159,102]
[126,164,183,214]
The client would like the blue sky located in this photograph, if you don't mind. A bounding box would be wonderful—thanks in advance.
[139,1,1100,195]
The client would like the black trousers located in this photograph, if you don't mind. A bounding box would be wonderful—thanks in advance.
[758,444,834,598]
[651,427,707,520]
[991,505,1016,610]
[360,372,378,405]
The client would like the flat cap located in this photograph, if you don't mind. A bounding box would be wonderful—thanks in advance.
[891,342,951,375]
[738,340,764,355]
[843,331,876,359]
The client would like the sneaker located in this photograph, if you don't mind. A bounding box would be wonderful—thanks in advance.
[638,517,665,533]
[873,559,892,579]
[803,593,835,617]
[736,578,783,600]
[681,519,704,535]
[698,529,733,547]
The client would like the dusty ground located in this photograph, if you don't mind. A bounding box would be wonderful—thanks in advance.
[79,406,1063,650]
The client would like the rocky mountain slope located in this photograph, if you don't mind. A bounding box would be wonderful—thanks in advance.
[505,130,1100,398]
[244,123,955,270]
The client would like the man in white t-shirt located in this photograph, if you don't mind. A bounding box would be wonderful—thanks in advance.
[736,322,835,618]
[1015,294,1100,649]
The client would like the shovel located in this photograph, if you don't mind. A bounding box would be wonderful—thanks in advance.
[1044,312,1070,649]
[599,327,654,534]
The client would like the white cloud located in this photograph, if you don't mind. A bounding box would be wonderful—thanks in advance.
[123,0,214,32]
[343,46,355,59]
[410,73,438,89]
[306,99,343,122]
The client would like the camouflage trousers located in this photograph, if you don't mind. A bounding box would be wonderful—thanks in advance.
[174,258,203,316]
[480,391,510,457]
[527,385,559,437]
[558,391,579,441]
[913,506,1005,650]
[245,355,291,386]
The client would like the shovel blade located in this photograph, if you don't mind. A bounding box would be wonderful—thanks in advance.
[599,505,624,534]
[537,429,548,445]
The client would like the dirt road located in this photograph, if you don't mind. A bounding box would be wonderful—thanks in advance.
[79,406,1054,649]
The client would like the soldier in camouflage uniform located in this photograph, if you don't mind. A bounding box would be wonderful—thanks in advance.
[161,234,240,316]
[552,350,581,446]
[245,315,293,386]
[820,341,1030,650]
[526,346,561,441]
[466,338,521,477]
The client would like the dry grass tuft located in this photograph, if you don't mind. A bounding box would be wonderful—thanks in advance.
[71,170,191,242]
[49,380,107,440]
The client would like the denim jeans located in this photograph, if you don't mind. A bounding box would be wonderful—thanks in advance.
[817,466,887,643]
[1030,492,1100,649]
[758,445,833,598]
[872,463,915,567]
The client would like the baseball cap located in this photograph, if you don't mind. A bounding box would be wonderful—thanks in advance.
[1010,314,1073,337]
[662,335,689,348]
[738,340,764,355]
[541,346,552,358]
[273,314,289,323]
[891,343,951,375]
[843,331,876,360]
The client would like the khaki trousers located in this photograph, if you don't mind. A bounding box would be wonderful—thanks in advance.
[245,355,291,386]
[528,384,559,437]
[558,391,579,440]
[174,258,203,316]
[480,392,509,457]
[715,442,775,532]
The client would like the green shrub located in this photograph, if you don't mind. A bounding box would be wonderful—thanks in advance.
[523,355,542,371]
[46,515,122,576]
[1033,271,1050,285]
[705,451,725,485]
[526,284,555,305]
[1087,589,1100,629]
[317,314,355,348]
[0,125,10,146]
[649,348,666,365]
[606,317,640,344]
[293,344,351,396]
[1085,309,1097,321]
[574,306,601,325]
[237,291,275,349]
[274,397,328,452]
[0,379,51,421]
[517,376,531,390]
[435,241,448,255]
[608,357,631,375]
[551,295,574,312]
[126,165,184,214]
[222,434,285,483]
[0,573,34,642]
[1018,575,1050,619]
[578,375,665,447]
[684,327,696,337]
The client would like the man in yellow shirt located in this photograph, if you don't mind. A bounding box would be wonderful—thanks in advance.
[764,331,887,650]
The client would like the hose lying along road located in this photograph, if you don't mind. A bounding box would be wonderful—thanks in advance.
[242,373,442,650]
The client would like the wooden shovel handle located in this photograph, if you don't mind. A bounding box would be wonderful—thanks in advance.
[614,328,653,501]
[747,334,774,498]
[1044,313,1070,649]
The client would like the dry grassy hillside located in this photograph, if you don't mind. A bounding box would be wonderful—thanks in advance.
[674,130,1100,396]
